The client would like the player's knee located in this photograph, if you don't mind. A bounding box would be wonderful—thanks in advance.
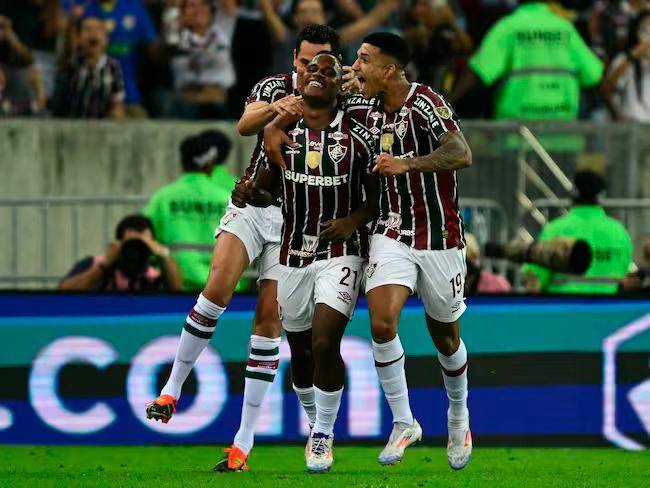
[312,335,339,361]
[370,317,398,343]
[435,335,460,357]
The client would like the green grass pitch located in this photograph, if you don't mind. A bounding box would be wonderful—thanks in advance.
[1,446,649,487]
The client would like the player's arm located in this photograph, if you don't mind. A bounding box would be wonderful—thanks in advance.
[263,113,303,169]
[232,166,281,208]
[238,97,303,136]
[321,173,379,242]
[373,131,472,175]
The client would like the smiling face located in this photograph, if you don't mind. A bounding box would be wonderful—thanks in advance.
[294,40,332,93]
[302,53,342,107]
[352,43,395,98]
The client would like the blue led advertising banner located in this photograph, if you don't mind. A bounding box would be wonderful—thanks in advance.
[0,294,648,449]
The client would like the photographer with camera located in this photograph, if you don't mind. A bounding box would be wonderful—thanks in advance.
[59,214,183,292]
[522,170,633,295]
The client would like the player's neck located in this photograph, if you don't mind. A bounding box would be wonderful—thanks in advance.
[303,104,337,130]
[382,79,411,113]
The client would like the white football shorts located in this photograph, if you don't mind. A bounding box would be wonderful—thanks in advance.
[365,234,467,322]
[216,201,283,281]
[277,255,366,332]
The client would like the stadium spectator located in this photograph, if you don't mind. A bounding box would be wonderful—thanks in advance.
[0,14,46,116]
[0,0,66,99]
[588,0,650,63]
[464,233,512,295]
[522,170,633,295]
[451,0,604,121]
[52,16,126,119]
[64,0,157,117]
[59,214,183,292]
[144,129,250,292]
[261,0,398,73]
[162,0,236,119]
[602,10,650,121]
[403,0,473,94]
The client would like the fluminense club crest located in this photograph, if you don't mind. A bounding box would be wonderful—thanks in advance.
[328,142,347,164]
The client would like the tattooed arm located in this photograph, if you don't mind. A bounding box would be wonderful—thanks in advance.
[373,132,472,176]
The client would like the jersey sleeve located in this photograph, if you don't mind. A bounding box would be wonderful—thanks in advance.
[349,118,376,175]
[469,18,512,86]
[246,75,289,105]
[418,88,462,140]
[570,28,604,87]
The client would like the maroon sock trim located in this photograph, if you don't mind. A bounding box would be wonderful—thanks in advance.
[441,362,467,377]
[375,353,405,368]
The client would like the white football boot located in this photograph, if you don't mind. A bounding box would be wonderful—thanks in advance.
[378,419,423,465]
[447,413,472,470]
[306,432,334,473]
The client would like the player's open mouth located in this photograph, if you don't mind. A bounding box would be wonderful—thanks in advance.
[307,80,324,88]
[357,75,366,92]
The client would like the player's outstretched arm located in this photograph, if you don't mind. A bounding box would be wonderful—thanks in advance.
[404,131,472,172]
[320,173,379,242]
[237,96,303,136]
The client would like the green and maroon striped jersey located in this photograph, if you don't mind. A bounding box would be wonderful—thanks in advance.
[241,72,299,183]
[275,109,375,267]
[363,83,466,250]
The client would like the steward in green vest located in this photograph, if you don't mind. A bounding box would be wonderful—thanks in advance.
[145,130,249,291]
[523,171,633,295]
[468,0,603,121]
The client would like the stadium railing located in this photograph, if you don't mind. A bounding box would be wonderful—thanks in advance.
[0,196,508,289]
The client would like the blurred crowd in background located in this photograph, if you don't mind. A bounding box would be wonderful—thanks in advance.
[2,0,650,121]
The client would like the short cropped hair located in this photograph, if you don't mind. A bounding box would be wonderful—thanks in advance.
[115,215,154,240]
[295,24,341,58]
[362,32,410,67]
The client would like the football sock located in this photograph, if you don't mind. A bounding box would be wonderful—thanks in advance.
[373,335,414,426]
[438,339,469,426]
[161,293,225,399]
[233,335,281,455]
[313,386,343,436]
[293,384,317,426]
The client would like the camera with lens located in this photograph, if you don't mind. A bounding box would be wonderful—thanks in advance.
[115,239,152,280]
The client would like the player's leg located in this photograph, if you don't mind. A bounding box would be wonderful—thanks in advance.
[286,329,316,428]
[274,263,318,463]
[305,256,364,473]
[365,235,422,465]
[148,205,263,422]
[228,279,282,457]
[416,246,471,470]
[147,232,250,423]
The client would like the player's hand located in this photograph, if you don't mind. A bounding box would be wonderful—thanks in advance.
[342,66,362,94]
[232,179,254,208]
[270,95,303,117]
[103,241,122,267]
[320,218,356,242]
[372,153,410,176]
[263,125,297,170]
